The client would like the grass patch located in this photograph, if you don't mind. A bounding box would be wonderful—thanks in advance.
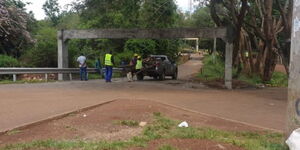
[267,72,288,87]
[238,74,263,86]
[197,55,288,87]
[117,120,139,127]
[158,144,178,150]
[1,113,288,150]
[197,54,226,81]
[5,130,22,136]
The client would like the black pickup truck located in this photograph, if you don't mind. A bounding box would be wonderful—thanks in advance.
[136,55,178,81]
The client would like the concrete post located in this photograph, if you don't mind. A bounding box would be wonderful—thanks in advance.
[57,30,69,81]
[286,1,300,136]
[13,74,17,82]
[225,42,233,89]
[45,74,48,82]
[196,38,199,52]
[69,73,72,81]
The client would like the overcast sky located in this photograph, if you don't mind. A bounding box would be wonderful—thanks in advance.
[24,0,194,20]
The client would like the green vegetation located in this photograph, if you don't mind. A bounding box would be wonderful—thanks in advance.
[198,54,229,81]
[158,145,178,150]
[5,130,22,136]
[117,120,139,127]
[198,55,288,87]
[0,55,20,67]
[1,113,287,150]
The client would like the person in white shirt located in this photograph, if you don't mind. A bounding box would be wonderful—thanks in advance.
[77,53,88,81]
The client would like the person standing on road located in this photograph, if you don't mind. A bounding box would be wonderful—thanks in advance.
[77,53,88,81]
[127,53,138,82]
[135,55,143,80]
[104,51,114,82]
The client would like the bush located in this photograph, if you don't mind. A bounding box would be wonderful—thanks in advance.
[197,54,226,80]
[267,72,288,87]
[0,55,20,67]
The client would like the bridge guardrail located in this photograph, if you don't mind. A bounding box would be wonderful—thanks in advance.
[0,68,123,82]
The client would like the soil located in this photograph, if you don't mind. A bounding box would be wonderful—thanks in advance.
[0,99,261,149]
[275,64,287,74]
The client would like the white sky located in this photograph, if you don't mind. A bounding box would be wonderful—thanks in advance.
[24,0,193,20]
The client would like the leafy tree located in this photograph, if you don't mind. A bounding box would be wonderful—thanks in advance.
[0,0,33,57]
[80,0,141,28]
[140,0,177,28]
[22,27,57,67]
[43,0,61,26]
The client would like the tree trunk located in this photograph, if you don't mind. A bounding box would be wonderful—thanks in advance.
[262,0,276,81]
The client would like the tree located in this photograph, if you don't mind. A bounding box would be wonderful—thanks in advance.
[43,0,61,26]
[140,0,178,28]
[0,0,33,57]
[206,0,292,81]
[22,27,57,67]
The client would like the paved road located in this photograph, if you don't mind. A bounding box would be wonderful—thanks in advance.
[0,54,287,132]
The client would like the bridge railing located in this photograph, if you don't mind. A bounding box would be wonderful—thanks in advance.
[0,68,123,82]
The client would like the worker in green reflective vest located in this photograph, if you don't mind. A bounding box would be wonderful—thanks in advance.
[135,56,142,71]
[104,51,114,82]
[135,56,143,80]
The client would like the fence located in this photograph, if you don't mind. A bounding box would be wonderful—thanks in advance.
[0,68,123,82]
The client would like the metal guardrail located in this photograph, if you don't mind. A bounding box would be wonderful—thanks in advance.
[0,68,123,82]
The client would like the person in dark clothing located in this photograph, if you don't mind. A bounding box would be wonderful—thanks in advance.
[127,53,138,82]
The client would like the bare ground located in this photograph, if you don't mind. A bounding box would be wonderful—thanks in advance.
[0,99,262,149]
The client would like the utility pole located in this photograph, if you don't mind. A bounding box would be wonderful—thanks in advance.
[287,0,300,136]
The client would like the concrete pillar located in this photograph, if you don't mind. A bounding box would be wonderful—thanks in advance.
[286,2,300,136]
[57,30,69,81]
[225,42,233,89]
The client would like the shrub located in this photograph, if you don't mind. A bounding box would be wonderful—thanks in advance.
[268,72,288,87]
[0,55,20,67]
[197,54,226,80]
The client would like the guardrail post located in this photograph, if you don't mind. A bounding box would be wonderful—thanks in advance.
[13,74,17,82]
[69,73,72,81]
[45,74,48,82]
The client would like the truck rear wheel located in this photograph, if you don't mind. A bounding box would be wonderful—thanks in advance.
[172,70,178,80]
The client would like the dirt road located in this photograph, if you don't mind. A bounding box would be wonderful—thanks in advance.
[0,54,287,133]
